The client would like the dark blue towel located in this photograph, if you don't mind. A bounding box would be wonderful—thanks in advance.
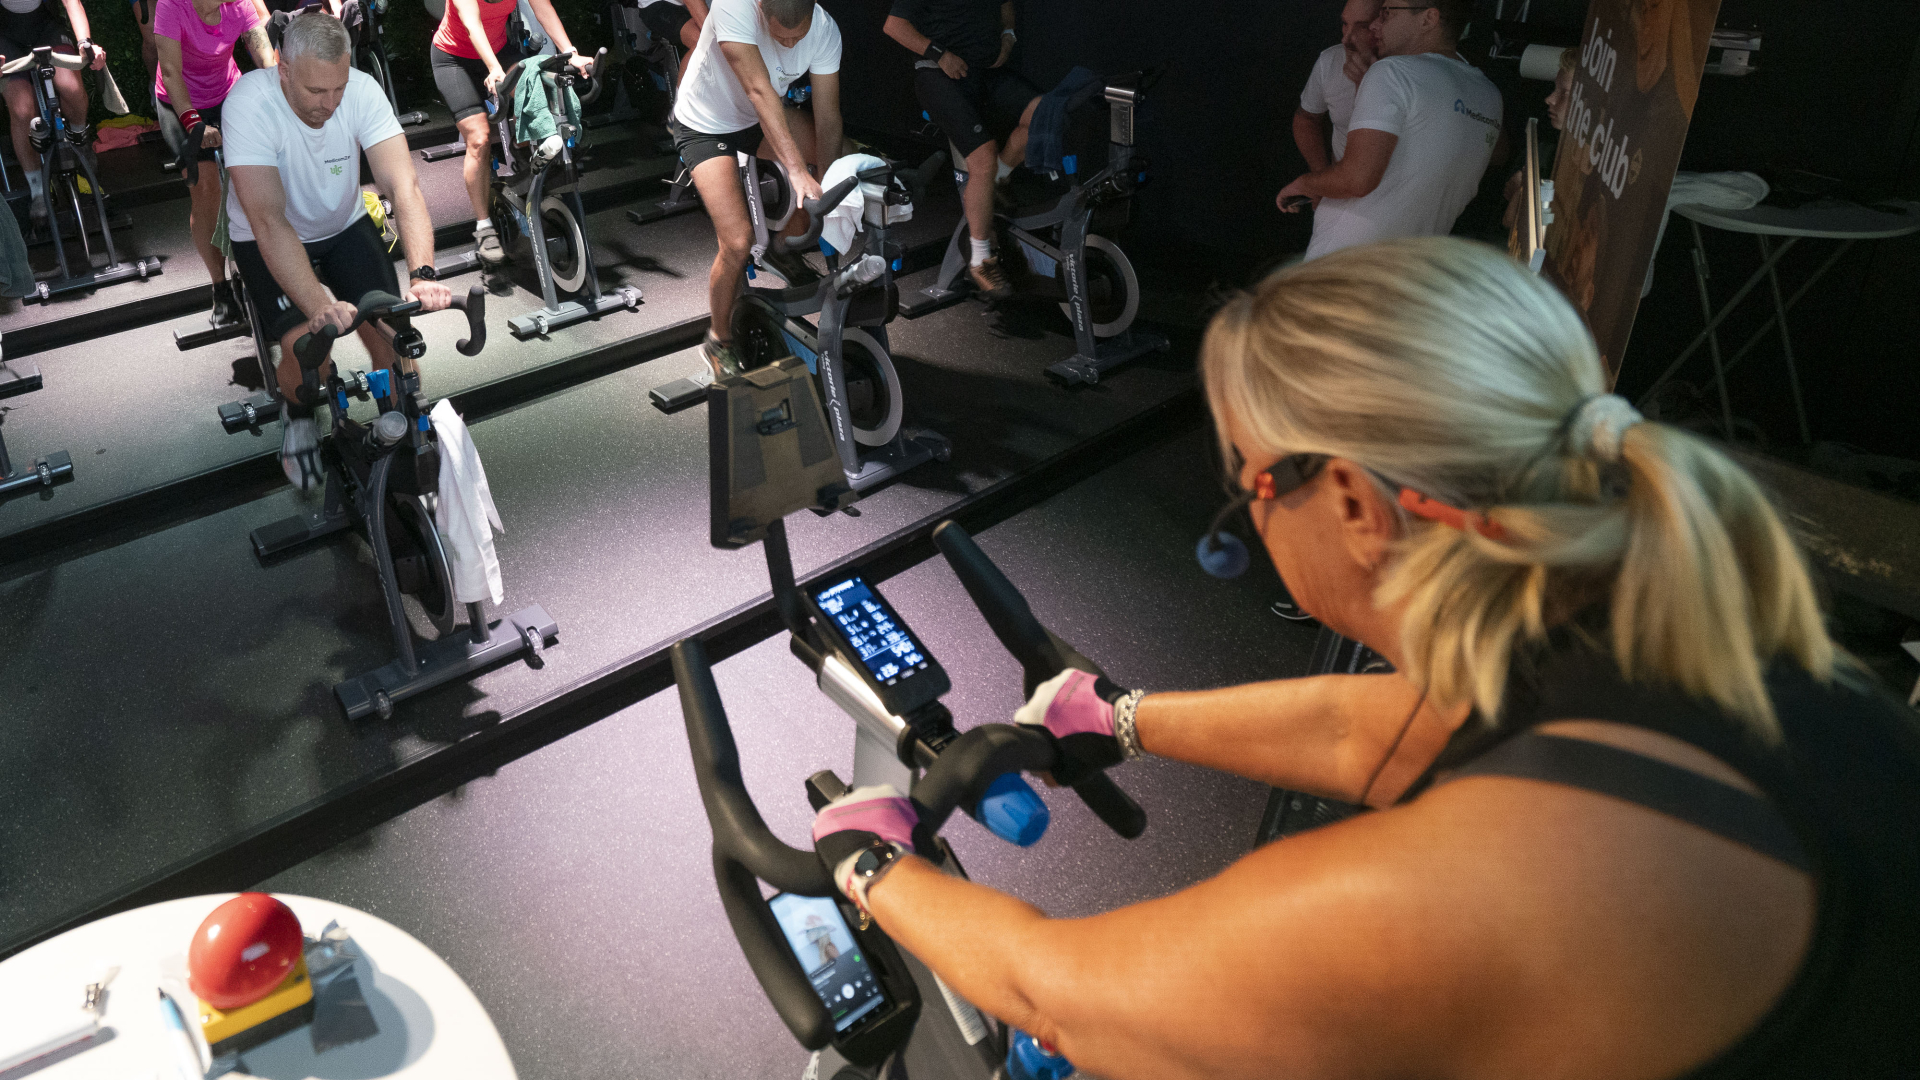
[1025,66,1104,174]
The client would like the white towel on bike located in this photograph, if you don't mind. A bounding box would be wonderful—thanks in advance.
[818,153,911,256]
[430,398,506,605]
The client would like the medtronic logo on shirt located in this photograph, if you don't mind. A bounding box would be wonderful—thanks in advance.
[1452,99,1499,128]
[331,164,344,175]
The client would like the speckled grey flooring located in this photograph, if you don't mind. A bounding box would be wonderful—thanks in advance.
[0,257,1194,954]
[259,422,1314,1080]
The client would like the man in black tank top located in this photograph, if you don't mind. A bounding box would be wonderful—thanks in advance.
[793,238,1920,1080]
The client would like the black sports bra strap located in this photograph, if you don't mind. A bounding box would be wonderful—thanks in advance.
[1448,733,1811,873]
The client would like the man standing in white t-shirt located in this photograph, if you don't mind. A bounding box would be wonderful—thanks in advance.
[668,0,844,377]
[225,12,452,489]
[1278,0,1504,260]
[1293,0,1381,175]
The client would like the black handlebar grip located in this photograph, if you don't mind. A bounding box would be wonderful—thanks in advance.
[673,637,840,1049]
[578,46,609,105]
[781,173,862,252]
[931,520,1064,696]
[453,284,487,356]
[292,325,340,371]
[673,638,830,892]
[1070,773,1147,839]
[904,151,947,207]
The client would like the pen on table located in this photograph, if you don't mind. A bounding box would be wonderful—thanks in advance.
[157,989,208,1080]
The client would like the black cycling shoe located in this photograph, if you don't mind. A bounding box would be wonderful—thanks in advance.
[209,280,240,328]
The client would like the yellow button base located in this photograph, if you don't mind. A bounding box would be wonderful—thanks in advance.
[198,955,315,1052]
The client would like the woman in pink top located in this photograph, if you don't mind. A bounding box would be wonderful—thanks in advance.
[154,0,275,324]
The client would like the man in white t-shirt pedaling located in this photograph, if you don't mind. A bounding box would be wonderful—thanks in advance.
[669,0,844,378]
[1292,0,1380,181]
[224,12,453,489]
[1277,0,1504,261]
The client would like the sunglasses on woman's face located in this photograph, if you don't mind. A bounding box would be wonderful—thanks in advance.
[1208,452,1330,541]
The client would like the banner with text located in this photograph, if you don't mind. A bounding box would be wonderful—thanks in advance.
[1542,0,1721,380]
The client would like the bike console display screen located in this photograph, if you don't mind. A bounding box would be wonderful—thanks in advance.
[769,893,890,1034]
[808,575,948,714]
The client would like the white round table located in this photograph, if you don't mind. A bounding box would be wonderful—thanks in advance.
[0,894,516,1080]
[1641,198,1920,442]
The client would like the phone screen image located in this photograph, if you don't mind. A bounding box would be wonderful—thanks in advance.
[811,576,932,689]
[768,893,889,1033]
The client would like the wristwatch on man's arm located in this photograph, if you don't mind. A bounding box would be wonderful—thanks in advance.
[408,264,438,282]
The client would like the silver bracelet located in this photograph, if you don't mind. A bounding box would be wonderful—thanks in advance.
[1113,689,1148,760]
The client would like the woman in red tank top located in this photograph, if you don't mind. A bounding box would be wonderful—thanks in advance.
[430,0,590,266]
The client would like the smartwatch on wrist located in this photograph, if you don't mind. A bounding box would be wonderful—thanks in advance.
[408,265,438,282]
[844,841,905,925]
[922,42,944,61]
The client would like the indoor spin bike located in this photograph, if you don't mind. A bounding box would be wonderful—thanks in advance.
[676,394,1145,1077]
[436,48,643,338]
[651,156,950,497]
[617,3,702,225]
[244,288,558,721]
[345,0,428,127]
[902,71,1164,387]
[592,0,675,134]
[3,45,161,301]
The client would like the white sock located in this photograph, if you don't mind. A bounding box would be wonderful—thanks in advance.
[24,169,42,197]
[475,216,492,232]
[970,237,993,267]
[995,158,1013,182]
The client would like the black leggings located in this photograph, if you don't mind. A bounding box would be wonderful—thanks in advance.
[230,215,401,343]
[432,43,526,123]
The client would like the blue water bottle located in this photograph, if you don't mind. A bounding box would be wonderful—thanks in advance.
[968,772,1050,847]
[1006,1030,1075,1080]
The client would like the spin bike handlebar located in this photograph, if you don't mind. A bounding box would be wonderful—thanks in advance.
[776,172,863,253]
[932,520,1149,839]
[292,285,488,370]
[676,630,1138,1047]
[0,45,95,77]
[507,47,608,107]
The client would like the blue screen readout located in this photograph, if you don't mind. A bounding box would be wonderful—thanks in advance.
[814,577,929,687]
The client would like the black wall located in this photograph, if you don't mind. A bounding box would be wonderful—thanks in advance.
[826,0,1342,285]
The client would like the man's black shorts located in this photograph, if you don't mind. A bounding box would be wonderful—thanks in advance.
[668,116,761,171]
[638,0,691,45]
[157,100,223,164]
[231,215,401,343]
[914,65,1040,159]
[0,6,74,82]
[432,43,528,124]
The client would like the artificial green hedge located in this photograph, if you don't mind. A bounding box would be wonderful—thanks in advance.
[3,0,612,136]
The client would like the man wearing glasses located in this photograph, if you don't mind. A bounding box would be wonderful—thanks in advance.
[1277,0,1503,260]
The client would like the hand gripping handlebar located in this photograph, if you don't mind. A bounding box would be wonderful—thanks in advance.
[291,285,487,371]
[0,45,92,77]
[777,172,862,253]
[931,520,1148,839]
